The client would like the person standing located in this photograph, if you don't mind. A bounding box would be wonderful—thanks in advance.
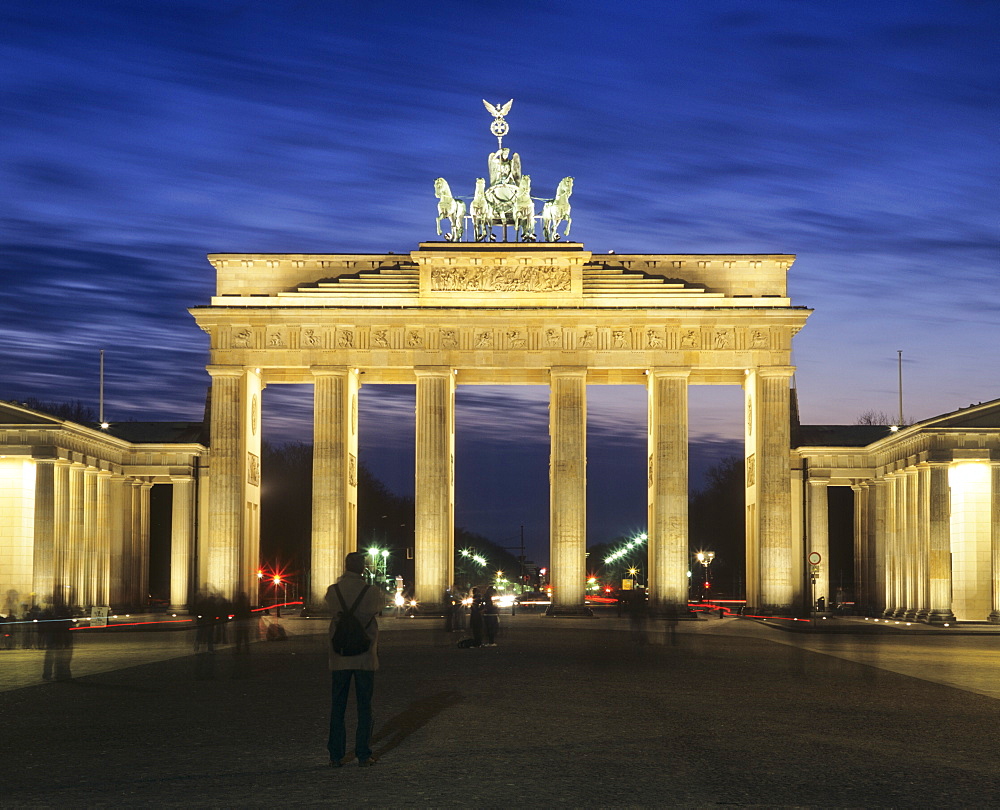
[469,587,484,648]
[483,586,500,647]
[326,551,383,768]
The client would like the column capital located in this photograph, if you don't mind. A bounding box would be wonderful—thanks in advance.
[311,365,357,378]
[170,475,195,484]
[752,365,796,379]
[206,364,247,379]
[550,366,587,378]
[807,477,830,486]
[413,365,455,379]
[646,367,691,381]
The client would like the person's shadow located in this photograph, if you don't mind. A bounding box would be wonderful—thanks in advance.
[370,691,464,759]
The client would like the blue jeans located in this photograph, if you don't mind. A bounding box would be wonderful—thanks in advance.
[328,669,375,763]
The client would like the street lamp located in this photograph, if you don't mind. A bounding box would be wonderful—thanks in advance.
[695,551,715,599]
[273,574,284,618]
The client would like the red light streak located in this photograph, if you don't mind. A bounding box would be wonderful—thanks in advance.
[71,618,195,630]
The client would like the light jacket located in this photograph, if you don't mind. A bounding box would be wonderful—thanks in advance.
[325,571,382,671]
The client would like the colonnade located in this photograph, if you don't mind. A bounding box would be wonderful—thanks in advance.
[30,457,159,610]
[803,459,1000,623]
[205,362,798,615]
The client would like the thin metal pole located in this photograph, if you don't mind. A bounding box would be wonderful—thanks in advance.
[897,350,903,426]
[99,349,105,424]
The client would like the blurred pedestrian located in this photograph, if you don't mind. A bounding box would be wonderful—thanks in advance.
[233,591,253,654]
[483,586,500,646]
[469,587,484,648]
[326,551,383,768]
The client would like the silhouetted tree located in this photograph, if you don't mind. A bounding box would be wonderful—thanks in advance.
[18,398,97,423]
[688,456,745,598]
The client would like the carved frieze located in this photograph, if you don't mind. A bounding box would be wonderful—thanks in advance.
[231,328,253,349]
[430,264,571,292]
[679,329,700,349]
[301,328,324,348]
[247,451,260,486]
[474,329,494,349]
[713,329,735,350]
[506,329,527,349]
[372,329,390,348]
[440,328,459,349]
[746,453,755,487]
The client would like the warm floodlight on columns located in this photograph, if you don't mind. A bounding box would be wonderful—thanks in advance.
[169,475,195,612]
[414,367,456,613]
[807,477,829,612]
[925,462,956,623]
[547,366,590,616]
[744,366,796,615]
[308,366,360,614]
[204,365,262,603]
[646,368,690,615]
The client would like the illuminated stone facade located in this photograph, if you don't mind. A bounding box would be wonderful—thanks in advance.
[793,399,1000,623]
[0,403,205,612]
[191,242,811,614]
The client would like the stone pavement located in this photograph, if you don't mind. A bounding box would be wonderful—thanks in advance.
[1,613,999,808]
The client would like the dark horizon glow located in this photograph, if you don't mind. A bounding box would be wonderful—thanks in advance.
[2,1,997,565]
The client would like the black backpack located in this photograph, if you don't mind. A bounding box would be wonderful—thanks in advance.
[331,584,373,656]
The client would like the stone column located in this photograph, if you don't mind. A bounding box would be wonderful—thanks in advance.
[872,478,888,617]
[95,470,112,606]
[169,476,195,612]
[808,477,830,611]
[988,463,1000,623]
[646,369,690,611]
[52,460,69,601]
[852,484,865,614]
[309,366,360,612]
[901,469,918,619]
[129,479,143,607]
[926,462,955,624]
[913,467,930,620]
[745,367,795,614]
[32,458,57,606]
[414,367,455,612]
[108,475,128,609]
[882,473,899,618]
[893,472,908,617]
[81,467,98,609]
[139,481,153,608]
[547,366,589,616]
[67,462,85,609]
[205,365,261,601]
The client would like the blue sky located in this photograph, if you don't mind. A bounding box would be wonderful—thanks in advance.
[2,0,997,562]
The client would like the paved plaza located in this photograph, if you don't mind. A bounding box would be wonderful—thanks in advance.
[2,613,999,808]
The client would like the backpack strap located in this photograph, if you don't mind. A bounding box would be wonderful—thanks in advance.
[334,583,373,626]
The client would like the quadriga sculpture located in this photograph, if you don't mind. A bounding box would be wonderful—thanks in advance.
[542,176,573,242]
[434,177,466,242]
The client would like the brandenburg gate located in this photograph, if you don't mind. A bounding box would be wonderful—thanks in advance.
[190,243,810,614]
[189,101,812,615]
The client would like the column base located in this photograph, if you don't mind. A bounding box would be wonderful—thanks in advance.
[882,607,896,618]
[167,604,190,615]
[544,605,594,617]
[903,609,920,621]
[650,603,698,620]
[749,605,796,618]
[989,611,1000,624]
[925,609,957,625]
